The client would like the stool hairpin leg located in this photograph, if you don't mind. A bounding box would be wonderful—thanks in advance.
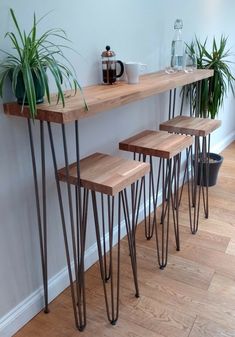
[153,158,162,265]
[159,155,180,251]
[161,155,179,225]
[178,144,193,208]
[100,193,111,282]
[133,154,150,239]
[191,135,204,234]
[92,191,121,325]
[201,135,209,219]
[171,154,181,251]
[160,158,166,225]
[144,156,155,240]
[154,158,172,269]
[121,187,140,298]
[186,146,193,231]
[160,159,172,269]
[28,119,49,313]
[206,134,210,217]
[131,153,142,230]
[191,136,199,234]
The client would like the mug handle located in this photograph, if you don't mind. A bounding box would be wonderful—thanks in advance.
[116,60,124,78]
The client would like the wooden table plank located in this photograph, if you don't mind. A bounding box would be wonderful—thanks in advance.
[3,69,214,124]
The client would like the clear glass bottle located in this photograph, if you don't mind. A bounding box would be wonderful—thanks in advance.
[171,19,184,71]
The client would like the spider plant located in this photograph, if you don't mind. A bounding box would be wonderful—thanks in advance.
[185,35,235,119]
[0,8,86,119]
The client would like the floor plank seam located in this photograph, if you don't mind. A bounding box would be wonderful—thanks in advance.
[187,315,198,337]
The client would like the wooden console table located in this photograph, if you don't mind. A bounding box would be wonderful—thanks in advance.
[4,69,213,122]
[3,69,214,330]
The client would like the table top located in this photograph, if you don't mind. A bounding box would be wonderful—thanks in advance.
[3,69,214,124]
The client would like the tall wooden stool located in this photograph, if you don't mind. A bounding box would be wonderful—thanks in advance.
[119,130,193,269]
[160,115,221,234]
[58,152,149,327]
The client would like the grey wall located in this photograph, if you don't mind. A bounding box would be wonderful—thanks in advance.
[0,0,234,333]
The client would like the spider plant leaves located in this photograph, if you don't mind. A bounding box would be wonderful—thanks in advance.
[0,8,86,119]
[9,8,24,45]
[22,61,37,117]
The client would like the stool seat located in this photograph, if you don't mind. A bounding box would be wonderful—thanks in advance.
[58,152,150,196]
[160,115,221,137]
[119,130,193,159]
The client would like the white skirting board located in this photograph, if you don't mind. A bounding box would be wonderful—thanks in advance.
[0,131,234,337]
[0,198,149,337]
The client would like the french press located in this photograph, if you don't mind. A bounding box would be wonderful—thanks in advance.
[101,46,124,84]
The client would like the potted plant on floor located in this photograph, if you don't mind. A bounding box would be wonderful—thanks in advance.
[185,35,235,186]
[0,8,87,119]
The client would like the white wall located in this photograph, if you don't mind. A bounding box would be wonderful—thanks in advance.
[0,0,235,335]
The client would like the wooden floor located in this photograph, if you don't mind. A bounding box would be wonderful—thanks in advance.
[15,142,235,337]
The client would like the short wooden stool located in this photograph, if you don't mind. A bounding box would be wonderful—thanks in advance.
[160,115,221,233]
[119,130,193,269]
[58,152,149,327]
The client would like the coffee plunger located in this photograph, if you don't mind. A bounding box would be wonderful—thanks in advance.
[101,46,124,84]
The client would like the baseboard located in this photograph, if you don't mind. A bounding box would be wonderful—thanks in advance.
[211,130,235,154]
[0,265,69,337]
[0,199,149,337]
[1,131,234,337]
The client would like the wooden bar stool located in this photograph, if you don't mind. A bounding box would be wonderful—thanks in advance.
[119,130,193,269]
[58,152,150,326]
[160,115,221,233]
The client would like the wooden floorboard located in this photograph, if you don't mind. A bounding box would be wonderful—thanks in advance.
[189,316,235,337]
[15,142,235,337]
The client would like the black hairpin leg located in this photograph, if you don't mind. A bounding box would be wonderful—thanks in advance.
[201,135,210,219]
[132,153,151,239]
[157,159,172,269]
[190,136,203,234]
[143,156,155,240]
[171,154,181,251]
[121,187,139,298]
[92,191,121,325]
[188,134,210,234]
[47,121,88,331]
[154,154,182,269]
[28,119,49,314]
[91,183,140,325]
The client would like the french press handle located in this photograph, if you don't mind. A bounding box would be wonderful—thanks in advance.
[116,60,124,78]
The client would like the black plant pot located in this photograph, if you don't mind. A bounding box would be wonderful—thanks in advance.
[194,152,223,187]
[13,70,45,105]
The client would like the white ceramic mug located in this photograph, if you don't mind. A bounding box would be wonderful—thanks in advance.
[125,62,147,84]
